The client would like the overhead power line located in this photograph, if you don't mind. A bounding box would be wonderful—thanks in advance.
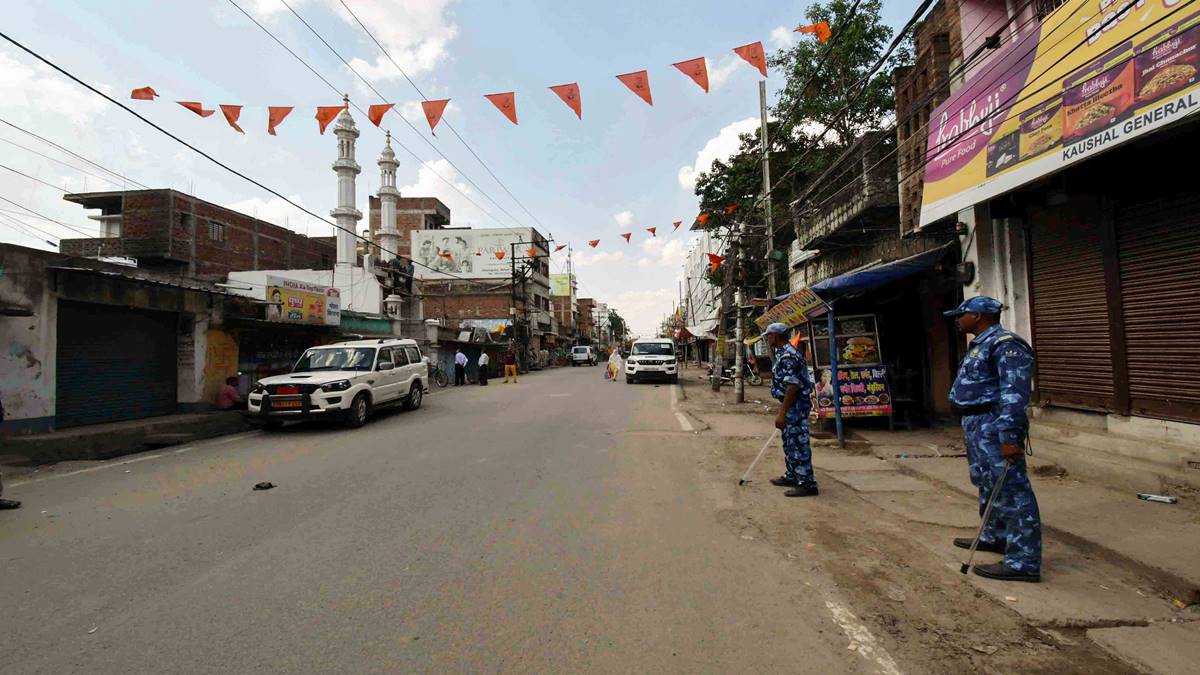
[335,0,552,235]
[0,117,151,189]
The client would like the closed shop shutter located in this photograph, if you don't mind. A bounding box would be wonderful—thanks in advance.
[56,300,178,428]
[1028,204,1115,410]
[1115,193,1200,423]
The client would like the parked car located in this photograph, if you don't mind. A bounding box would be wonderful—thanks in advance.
[571,345,597,366]
[248,338,427,429]
[625,338,678,384]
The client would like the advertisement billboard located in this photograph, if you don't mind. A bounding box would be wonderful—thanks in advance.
[410,228,540,279]
[264,275,340,326]
[754,286,828,331]
[920,0,1200,226]
[550,273,574,297]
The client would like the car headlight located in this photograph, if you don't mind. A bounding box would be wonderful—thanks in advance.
[251,382,266,394]
[322,380,352,392]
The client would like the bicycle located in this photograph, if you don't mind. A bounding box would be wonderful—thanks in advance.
[428,364,450,388]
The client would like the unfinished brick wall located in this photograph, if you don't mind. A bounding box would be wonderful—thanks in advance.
[367,196,450,261]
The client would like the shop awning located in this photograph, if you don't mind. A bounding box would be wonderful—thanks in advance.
[812,243,954,297]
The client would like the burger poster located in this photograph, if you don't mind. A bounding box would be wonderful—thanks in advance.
[812,366,893,418]
[920,0,1200,227]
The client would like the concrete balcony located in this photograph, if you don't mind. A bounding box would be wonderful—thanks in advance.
[794,131,899,251]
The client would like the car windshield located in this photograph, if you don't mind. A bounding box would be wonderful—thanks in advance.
[633,343,673,356]
[573,347,589,353]
[293,347,376,372]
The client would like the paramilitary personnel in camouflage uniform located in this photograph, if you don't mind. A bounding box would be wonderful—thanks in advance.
[763,322,818,497]
[946,296,1041,583]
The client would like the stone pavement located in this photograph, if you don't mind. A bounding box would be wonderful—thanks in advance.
[680,373,1200,673]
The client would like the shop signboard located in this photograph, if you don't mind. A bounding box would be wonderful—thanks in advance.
[411,227,542,279]
[264,275,340,326]
[550,273,574,297]
[754,286,827,331]
[920,0,1200,226]
[811,314,882,368]
[811,365,893,418]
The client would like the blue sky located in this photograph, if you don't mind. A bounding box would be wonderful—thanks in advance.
[0,0,911,335]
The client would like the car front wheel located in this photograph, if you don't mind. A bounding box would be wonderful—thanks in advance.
[345,393,370,428]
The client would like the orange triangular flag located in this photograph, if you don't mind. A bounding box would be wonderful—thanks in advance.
[733,42,768,78]
[548,83,582,119]
[177,101,214,118]
[725,204,738,214]
[790,332,803,348]
[368,103,394,127]
[554,244,568,252]
[495,251,506,260]
[621,233,632,243]
[707,253,725,273]
[672,57,709,93]
[131,86,158,100]
[219,105,244,133]
[526,247,538,258]
[484,92,518,125]
[696,213,710,226]
[616,70,653,106]
[588,239,600,248]
[673,220,682,231]
[315,106,343,134]
[647,227,657,237]
[421,99,450,133]
[795,21,832,43]
[267,106,293,136]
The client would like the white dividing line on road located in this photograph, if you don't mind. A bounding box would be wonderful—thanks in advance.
[670,385,694,432]
[824,599,903,675]
[7,430,263,488]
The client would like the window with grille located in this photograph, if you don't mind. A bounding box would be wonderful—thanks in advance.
[208,220,225,242]
[1038,0,1067,19]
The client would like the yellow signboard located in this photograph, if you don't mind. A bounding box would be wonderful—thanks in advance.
[754,287,828,331]
[920,0,1200,225]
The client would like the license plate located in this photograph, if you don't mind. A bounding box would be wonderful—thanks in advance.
[272,400,302,409]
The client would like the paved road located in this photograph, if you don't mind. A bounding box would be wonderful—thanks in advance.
[1,368,862,674]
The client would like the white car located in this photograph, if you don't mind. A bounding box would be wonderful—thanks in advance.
[571,345,597,366]
[625,338,678,384]
[248,338,427,429]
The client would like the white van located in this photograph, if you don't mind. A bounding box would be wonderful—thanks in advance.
[625,338,678,384]
[571,345,597,366]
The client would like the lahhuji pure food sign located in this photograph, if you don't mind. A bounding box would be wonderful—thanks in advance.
[920,0,1200,227]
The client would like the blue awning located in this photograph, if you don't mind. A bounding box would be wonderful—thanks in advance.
[812,243,954,297]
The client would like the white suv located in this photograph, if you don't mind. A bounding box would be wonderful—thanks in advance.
[625,338,678,384]
[248,338,427,429]
[571,345,596,366]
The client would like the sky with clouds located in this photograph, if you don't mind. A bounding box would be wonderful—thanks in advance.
[0,0,910,336]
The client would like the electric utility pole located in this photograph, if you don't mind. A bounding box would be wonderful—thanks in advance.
[759,80,776,299]
[733,219,746,404]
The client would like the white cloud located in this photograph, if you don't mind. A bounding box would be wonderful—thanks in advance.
[336,0,460,79]
[638,239,686,269]
[223,194,330,236]
[770,26,796,49]
[573,250,624,267]
[708,55,744,90]
[613,209,634,230]
[398,157,486,227]
[0,50,109,127]
[677,117,759,190]
[608,287,677,338]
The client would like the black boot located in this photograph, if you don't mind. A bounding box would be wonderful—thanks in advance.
[953,537,1005,554]
[0,498,22,510]
[784,484,819,498]
[972,562,1040,583]
[769,476,797,487]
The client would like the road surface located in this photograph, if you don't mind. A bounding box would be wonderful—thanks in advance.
[1,367,867,674]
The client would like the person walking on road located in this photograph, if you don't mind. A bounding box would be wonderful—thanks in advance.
[503,348,518,384]
[454,348,467,386]
[478,351,490,386]
[763,323,818,497]
[946,296,1042,583]
[606,348,623,383]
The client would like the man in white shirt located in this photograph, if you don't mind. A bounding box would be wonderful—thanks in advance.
[478,351,490,386]
[454,349,467,386]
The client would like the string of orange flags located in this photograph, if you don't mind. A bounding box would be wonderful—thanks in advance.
[125,20,831,134]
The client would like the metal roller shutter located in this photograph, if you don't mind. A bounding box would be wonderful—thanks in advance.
[1029,207,1114,410]
[1115,194,1200,423]
[56,300,178,428]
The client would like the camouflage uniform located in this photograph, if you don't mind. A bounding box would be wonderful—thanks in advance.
[771,342,817,488]
[950,323,1042,574]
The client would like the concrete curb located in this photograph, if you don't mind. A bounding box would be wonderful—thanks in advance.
[885,457,1200,605]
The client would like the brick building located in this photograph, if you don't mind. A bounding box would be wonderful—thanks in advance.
[577,298,596,343]
[366,196,450,260]
[59,189,335,280]
[893,0,965,234]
